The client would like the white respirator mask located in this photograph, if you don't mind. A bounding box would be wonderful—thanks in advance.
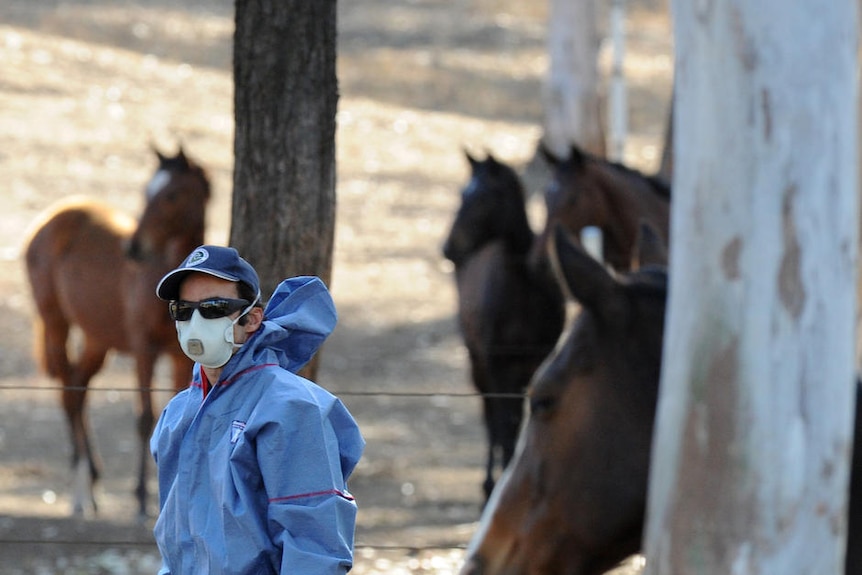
[176,297,258,368]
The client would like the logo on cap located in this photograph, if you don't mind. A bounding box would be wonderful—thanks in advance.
[186,248,209,267]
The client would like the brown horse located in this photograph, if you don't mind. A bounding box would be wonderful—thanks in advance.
[24,147,210,518]
[533,143,671,272]
[443,151,566,501]
[460,225,667,575]
[460,226,862,575]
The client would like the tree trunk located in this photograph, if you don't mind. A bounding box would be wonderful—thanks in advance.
[857,0,862,373]
[231,0,337,294]
[542,0,605,158]
[643,1,858,573]
[656,86,673,183]
[231,0,338,381]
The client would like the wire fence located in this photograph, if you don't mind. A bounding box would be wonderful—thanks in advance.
[0,383,527,399]
[0,379,507,562]
[0,538,467,551]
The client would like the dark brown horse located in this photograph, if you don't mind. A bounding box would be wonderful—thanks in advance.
[533,143,671,272]
[443,151,566,501]
[460,226,862,575]
[460,224,667,575]
[24,147,210,518]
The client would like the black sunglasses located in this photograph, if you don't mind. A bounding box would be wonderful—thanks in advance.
[169,297,250,322]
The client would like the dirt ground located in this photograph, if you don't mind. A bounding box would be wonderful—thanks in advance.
[0,1,672,573]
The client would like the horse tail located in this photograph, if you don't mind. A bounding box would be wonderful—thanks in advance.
[22,285,69,380]
[24,204,84,379]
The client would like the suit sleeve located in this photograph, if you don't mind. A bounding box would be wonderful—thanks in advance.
[257,397,363,574]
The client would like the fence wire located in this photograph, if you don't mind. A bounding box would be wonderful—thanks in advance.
[0,382,501,556]
[0,384,526,399]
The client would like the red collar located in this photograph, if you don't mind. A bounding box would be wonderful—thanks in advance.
[200,369,212,398]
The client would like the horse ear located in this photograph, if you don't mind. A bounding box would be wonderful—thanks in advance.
[550,225,619,316]
[539,141,560,167]
[176,143,191,168]
[568,143,587,168]
[151,143,168,164]
[485,151,504,172]
[464,148,481,170]
[631,219,668,269]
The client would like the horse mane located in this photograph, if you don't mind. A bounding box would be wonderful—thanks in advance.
[180,157,212,198]
[543,142,672,201]
[190,163,212,198]
[600,155,671,201]
[544,142,671,201]
[623,265,668,295]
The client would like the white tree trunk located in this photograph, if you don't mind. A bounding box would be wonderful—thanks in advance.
[857,0,862,372]
[542,0,605,157]
[643,1,858,573]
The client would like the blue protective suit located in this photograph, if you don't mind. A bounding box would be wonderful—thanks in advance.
[151,276,365,575]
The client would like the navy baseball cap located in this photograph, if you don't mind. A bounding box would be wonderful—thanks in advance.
[156,245,261,301]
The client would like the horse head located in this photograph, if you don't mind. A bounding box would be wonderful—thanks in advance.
[126,147,211,265]
[532,141,671,274]
[530,142,604,271]
[442,150,533,267]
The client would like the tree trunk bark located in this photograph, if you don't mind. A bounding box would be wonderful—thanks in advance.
[231,0,338,381]
[643,1,858,573]
[656,86,673,183]
[231,0,337,295]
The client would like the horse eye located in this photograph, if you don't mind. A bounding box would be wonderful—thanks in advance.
[462,179,478,198]
[529,394,557,418]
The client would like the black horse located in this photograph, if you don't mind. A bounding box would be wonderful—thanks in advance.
[443,151,566,500]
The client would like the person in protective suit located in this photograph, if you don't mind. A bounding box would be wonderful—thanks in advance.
[150,244,364,575]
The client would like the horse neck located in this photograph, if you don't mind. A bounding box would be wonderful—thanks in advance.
[501,197,535,257]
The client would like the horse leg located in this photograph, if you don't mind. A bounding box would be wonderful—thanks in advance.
[498,357,539,465]
[498,398,522,469]
[133,349,159,520]
[131,349,189,519]
[479,379,510,501]
[481,394,499,501]
[26,271,94,516]
[482,364,529,502]
[63,340,108,517]
[483,392,524,500]
[36,314,87,515]
[470,357,498,501]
